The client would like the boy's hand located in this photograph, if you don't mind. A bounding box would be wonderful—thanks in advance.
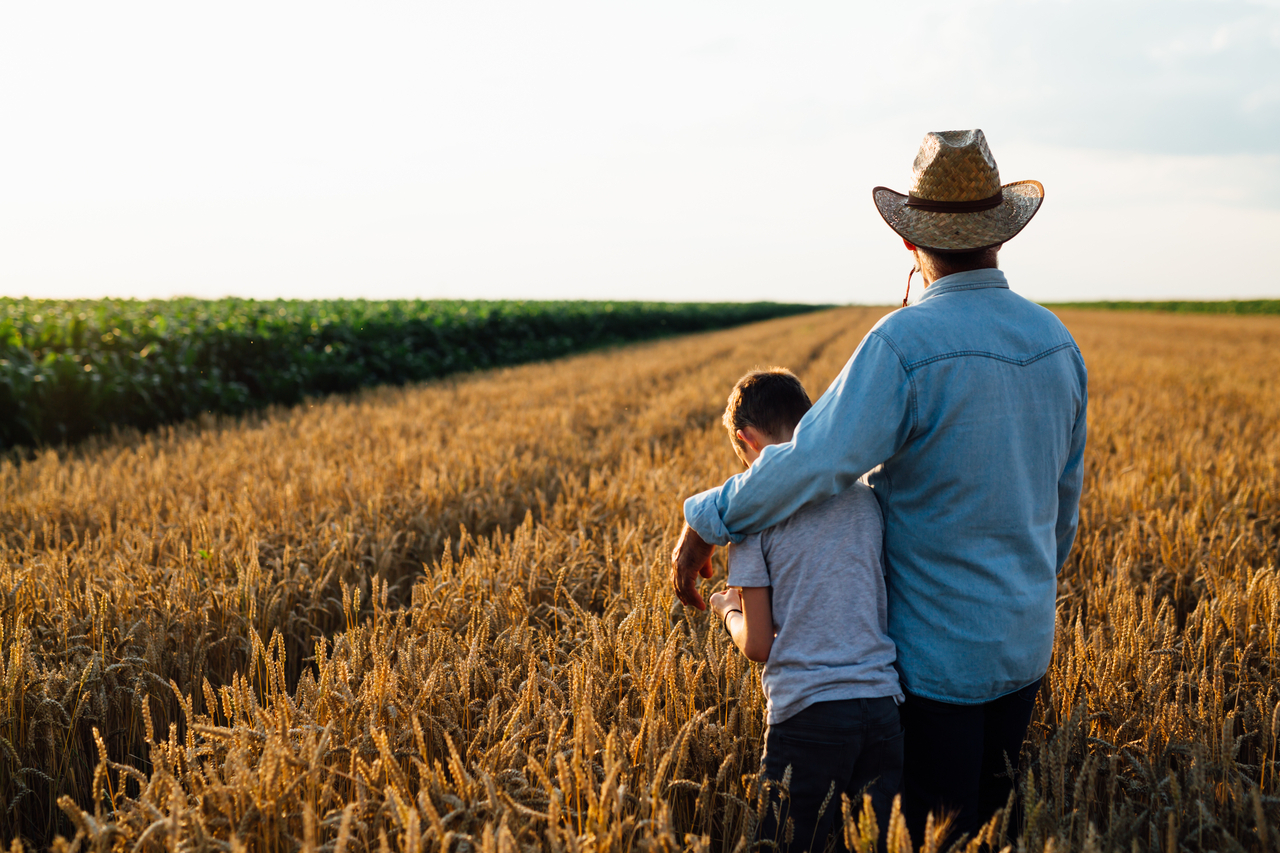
[708,587,743,621]
[671,522,716,610]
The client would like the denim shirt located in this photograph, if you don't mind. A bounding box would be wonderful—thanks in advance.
[685,269,1087,704]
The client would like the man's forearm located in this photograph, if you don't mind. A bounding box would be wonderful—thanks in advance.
[683,331,913,545]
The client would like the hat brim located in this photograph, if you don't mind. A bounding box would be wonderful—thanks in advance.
[872,180,1044,253]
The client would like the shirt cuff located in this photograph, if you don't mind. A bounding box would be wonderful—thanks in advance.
[683,487,743,546]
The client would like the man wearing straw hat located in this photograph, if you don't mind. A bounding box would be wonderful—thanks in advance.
[672,129,1087,844]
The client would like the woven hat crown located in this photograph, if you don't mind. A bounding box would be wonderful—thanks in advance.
[872,128,1042,254]
[910,129,1002,203]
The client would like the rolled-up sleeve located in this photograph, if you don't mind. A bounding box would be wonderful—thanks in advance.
[684,329,916,545]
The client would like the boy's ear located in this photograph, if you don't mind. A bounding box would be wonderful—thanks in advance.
[735,428,762,452]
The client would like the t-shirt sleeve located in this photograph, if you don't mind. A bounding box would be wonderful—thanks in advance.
[727,532,771,588]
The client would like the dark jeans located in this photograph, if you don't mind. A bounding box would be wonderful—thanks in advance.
[900,678,1042,846]
[758,696,903,853]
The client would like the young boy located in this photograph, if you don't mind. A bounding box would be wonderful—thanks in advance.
[707,368,903,853]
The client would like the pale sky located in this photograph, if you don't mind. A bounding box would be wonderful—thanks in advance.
[1,1,1277,305]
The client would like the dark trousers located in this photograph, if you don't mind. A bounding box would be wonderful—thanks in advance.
[758,696,903,853]
[900,678,1042,846]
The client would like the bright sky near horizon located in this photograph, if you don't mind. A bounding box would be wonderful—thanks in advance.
[1,1,1277,306]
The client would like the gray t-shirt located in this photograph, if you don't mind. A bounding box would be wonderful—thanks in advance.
[728,482,902,725]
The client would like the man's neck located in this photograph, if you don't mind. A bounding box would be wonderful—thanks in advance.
[918,258,999,288]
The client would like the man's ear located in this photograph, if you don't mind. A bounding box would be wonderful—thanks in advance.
[903,238,917,251]
[735,428,762,453]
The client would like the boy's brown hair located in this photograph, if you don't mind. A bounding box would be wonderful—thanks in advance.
[722,367,812,455]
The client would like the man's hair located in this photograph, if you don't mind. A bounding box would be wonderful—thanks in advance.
[722,368,812,453]
[918,245,1000,279]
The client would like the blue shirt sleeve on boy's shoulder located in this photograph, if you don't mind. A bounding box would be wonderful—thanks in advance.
[684,328,914,546]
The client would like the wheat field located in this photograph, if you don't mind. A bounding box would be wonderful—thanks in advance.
[2,306,1279,852]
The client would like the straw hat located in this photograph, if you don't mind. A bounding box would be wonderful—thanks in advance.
[872,129,1044,253]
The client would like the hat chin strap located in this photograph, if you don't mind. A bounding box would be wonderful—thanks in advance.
[904,190,1003,212]
[903,264,917,308]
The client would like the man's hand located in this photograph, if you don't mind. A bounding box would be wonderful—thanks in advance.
[671,522,716,610]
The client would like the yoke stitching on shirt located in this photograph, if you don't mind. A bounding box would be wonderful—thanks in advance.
[870,329,919,437]
[904,341,1077,371]
[923,281,1008,297]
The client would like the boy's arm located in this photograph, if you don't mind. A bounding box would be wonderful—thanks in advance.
[710,587,774,663]
[712,534,775,662]
[734,588,774,662]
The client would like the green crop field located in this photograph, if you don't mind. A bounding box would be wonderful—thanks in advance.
[0,298,823,451]
[1043,300,1280,315]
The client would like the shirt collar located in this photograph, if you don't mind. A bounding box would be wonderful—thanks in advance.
[912,268,1008,305]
